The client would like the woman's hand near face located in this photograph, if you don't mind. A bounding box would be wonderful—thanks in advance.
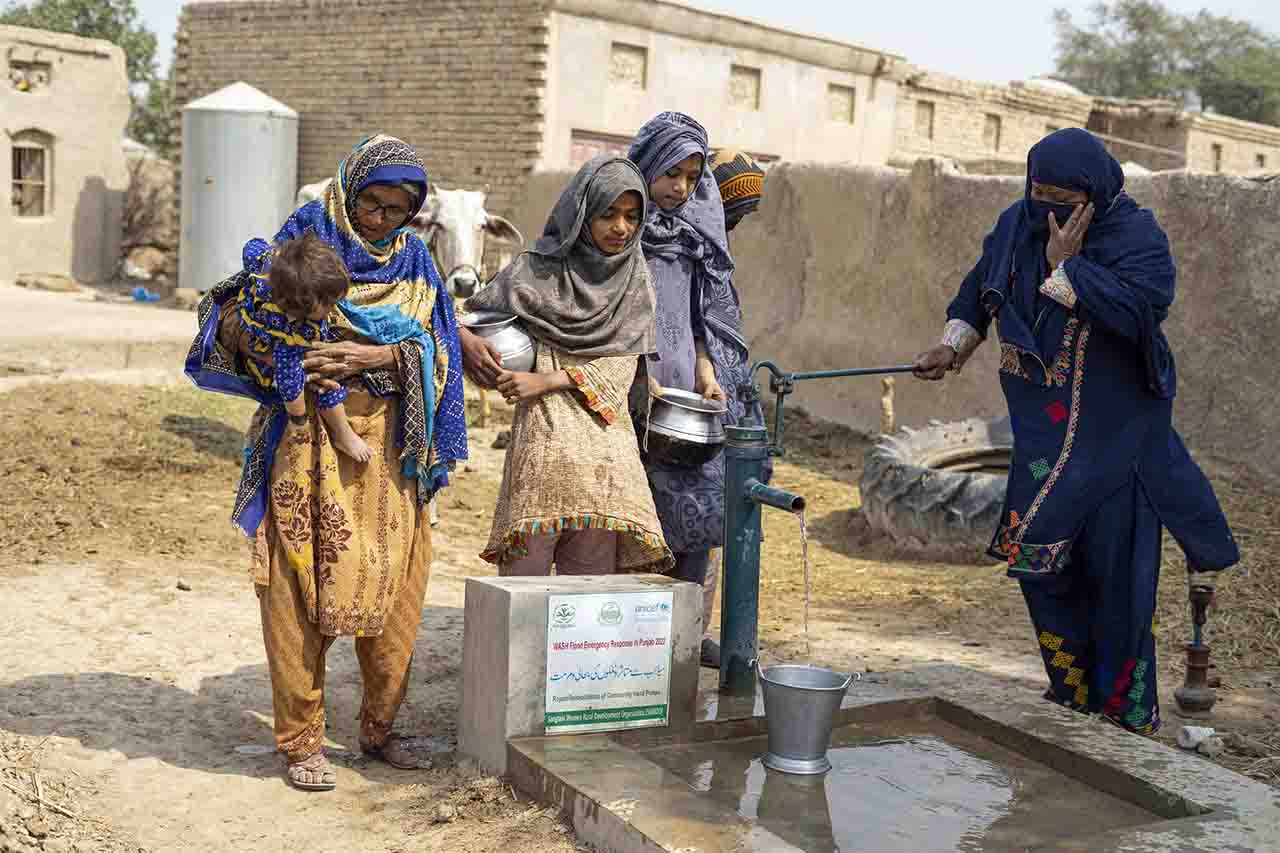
[1046,202,1094,270]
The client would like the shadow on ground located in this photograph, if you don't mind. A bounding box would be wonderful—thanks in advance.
[161,414,247,462]
[0,605,464,785]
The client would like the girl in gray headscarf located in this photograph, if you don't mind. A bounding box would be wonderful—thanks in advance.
[466,156,673,575]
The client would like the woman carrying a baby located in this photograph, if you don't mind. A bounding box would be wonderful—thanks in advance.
[185,134,467,790]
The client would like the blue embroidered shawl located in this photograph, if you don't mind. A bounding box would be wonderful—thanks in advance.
[185,134,467,536]
[950,128,1177,399]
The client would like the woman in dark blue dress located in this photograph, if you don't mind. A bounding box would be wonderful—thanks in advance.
[914,128,1238,734]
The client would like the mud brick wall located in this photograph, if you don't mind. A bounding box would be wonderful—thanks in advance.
[719,157,1280,481]
[893,72,1093,170]
[1184,125,1280,174]
[173,0,550,220]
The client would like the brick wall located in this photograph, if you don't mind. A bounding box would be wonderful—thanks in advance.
[1088,109,1187,154]
[1090,103,1280,174]
[173,0,551,223]
[893,73,1092,168]
[1185,122,1280,174]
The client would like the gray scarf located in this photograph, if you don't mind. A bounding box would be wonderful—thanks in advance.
[465,156,657,357]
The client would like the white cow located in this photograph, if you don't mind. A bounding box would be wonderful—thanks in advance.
[294,180,523,296]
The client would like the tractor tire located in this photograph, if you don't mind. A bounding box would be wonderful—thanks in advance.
[860,417,1012,555]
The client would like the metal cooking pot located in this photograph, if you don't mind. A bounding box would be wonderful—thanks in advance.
[458,311,535,373]
[640,387,727,468]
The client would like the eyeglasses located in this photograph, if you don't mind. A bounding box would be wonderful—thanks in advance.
[355,196,410,222]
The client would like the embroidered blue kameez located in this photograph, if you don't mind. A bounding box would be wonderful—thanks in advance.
[946,129,1238,734]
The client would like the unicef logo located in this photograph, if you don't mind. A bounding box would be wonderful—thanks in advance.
[598,601,623,626]
[552,603,577,626]
[634,600,671,621]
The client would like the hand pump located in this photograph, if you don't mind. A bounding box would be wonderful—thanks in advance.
[719,360,916,694]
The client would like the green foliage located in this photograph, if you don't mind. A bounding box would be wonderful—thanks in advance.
[130,74,176,159]
[1,0,178,156]
[1053,0,1280,125]
[0,0,156,84]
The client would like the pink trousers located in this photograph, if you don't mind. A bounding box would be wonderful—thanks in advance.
[500,530,618,576]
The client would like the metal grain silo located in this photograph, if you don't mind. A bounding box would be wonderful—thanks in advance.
[179,82,298,291]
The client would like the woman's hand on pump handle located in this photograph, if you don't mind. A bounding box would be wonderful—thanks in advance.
[913,345,956,381]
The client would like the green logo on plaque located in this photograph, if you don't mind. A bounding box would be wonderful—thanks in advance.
[598,601,623,626]
[552,603,576,626]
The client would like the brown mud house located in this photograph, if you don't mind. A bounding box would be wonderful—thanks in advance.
[175,0,1280,232]
[2,25,129,285]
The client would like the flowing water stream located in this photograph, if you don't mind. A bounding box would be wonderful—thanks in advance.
[797,508,810,659]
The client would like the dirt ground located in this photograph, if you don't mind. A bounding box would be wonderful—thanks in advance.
[0,371,1276,851]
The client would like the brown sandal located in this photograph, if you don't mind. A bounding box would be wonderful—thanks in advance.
[287,751,337,791]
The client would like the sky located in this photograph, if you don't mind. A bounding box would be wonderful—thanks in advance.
[137,0,1280,83]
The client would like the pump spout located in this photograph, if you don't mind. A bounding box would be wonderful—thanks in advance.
[746,479,805,513]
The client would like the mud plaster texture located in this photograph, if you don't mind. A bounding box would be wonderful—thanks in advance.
[516,161,1280,479]
[1,26,130,286]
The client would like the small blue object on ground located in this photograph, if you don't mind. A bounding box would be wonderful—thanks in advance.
[131,286,161,302]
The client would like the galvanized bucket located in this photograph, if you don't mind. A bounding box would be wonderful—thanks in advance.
[757,662,857,775]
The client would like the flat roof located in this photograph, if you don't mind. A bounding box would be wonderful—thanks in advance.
[656,0,904,60]
[552,0,909,78]
[0,24,120,58]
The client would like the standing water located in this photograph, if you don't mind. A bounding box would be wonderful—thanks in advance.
[797,509,810,658]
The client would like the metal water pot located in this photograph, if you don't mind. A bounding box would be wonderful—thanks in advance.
[458,311,535,373]
[641,387,727,468]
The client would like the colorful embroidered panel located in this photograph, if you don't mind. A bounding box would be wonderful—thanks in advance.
[999,343,1033,381]
[1038,630,1090,709]
[993,519,1072,575]
[1047,318,1080,386]
[998,317,1081,387]
[1102,657,1160,735]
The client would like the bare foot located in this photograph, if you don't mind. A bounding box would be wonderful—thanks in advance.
[287,751,336,791]
[331,430,372,463]
[321,403,373,463]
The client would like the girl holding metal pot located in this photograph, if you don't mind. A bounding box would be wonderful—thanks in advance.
[465,156,673,576]
[627,112,761,668]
